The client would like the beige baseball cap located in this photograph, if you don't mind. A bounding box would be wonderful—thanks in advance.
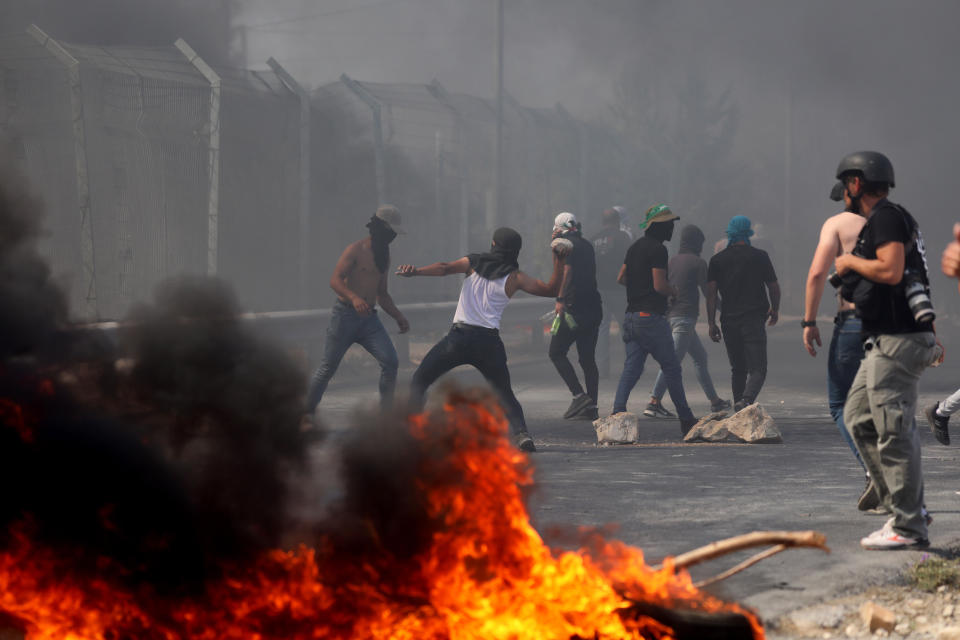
[639,203,679,229]
[375,204,405,234]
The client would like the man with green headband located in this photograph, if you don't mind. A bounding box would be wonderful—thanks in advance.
[612,204,697,435]
[706,215,780,412]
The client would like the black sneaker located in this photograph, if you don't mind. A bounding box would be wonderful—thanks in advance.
[563,393,593,419]
[857,478,881,512]
[569,405,599,421]
[710,398,732,413]
[679,416,698,436]
[733,399,751,412]
[924,402,950,446]
[643,400,675,418]
[514,431,536,452]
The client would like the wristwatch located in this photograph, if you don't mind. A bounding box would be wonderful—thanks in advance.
[800,319,817,328]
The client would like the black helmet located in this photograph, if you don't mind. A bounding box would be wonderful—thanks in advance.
[829,181,845,202]
[835,151,895,188]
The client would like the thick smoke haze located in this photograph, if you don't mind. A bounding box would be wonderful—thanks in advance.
[1,0,237,64]
[241,0,960,312]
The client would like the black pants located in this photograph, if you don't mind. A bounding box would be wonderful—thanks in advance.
[721,313,768,404]
[410,324,527,435]
[548,310,601,404]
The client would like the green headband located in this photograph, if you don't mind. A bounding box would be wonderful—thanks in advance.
[640,204,671,229]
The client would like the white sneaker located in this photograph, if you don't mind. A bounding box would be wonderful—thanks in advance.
[860,522,929,550]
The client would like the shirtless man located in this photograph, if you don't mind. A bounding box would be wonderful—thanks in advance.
[801,182,872,508]
[397,227,563,452]
[305,205,409,413]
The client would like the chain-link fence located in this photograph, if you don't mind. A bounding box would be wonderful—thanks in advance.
[1,25,632,320]
[0,26,301,320]
[309,76,634,308]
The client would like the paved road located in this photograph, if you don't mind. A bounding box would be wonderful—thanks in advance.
[309,320,960,625]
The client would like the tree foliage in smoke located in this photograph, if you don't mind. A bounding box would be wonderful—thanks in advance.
[611,64,744,226]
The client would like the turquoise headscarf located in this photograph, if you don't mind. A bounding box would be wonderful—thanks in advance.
[726,215,754,247]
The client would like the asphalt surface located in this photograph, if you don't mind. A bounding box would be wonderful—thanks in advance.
[309,317,960,625]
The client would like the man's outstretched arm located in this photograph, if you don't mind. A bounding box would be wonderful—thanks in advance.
[512,253,564,297]
[396,257,471,277]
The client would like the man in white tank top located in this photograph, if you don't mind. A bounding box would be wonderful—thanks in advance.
[801,182,871,508]
[397,227,564,452]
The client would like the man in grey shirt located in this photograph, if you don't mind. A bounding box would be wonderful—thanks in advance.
[644,224,730,417]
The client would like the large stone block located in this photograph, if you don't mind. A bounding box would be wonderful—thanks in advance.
[683,403,782,444]
[593,412,639,444]
[683,411,730,442]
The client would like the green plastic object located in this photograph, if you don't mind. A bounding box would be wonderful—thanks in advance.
[550,312,577,335]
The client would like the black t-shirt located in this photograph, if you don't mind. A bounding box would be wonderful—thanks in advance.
[707,244,777,320]
[562,232,602,312]
[856,199,934,335]
[591,227,632,291]
[623,235,668,314]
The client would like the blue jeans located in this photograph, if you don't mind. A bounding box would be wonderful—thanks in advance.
[650,315,720,404]
[613,313,693,420]
[828,313,865,469]
[306,300,399,412]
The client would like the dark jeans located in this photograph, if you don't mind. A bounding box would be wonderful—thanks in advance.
[548,309,601,404]
[306,300,399,412]
[828,313,865,469]
[410,324,528,435]
[720,313,767,404]
[613,313,693,420]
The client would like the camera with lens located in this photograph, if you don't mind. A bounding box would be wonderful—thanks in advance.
[827,271,843,289]
[902,269,935,324]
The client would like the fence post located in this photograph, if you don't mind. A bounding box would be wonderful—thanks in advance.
[427,79,470,258]
[267,58,311,308]
[341,73,386,205]
[175,38,221,277]
[27,24,98,319]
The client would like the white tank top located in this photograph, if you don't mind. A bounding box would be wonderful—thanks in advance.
[453,272,511,329]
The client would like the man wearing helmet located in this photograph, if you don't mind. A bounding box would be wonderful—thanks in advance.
[801,182,871,509]
[833,151,939,550]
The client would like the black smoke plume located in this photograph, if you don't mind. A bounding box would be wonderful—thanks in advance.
[0,161,67,360]
[1,0,238,65]
[0,160,314,592]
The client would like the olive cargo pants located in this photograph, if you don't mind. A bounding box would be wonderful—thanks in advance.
[844,332,937,540]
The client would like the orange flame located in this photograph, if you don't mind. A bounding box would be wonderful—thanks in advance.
[0,396,762,639]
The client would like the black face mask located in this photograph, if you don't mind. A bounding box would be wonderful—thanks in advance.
[468,227,522,280]
[645,219,674,243]
[366,216,397,273]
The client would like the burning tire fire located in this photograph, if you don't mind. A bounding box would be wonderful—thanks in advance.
[0,383,763,639]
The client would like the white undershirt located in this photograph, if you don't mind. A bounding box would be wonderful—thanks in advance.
[453,272,511,329]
